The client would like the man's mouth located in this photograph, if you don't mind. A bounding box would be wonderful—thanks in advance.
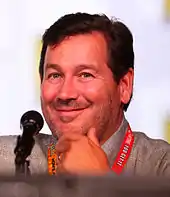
[55,107,86,118]
[55,108,86,123]
[56,107,86,112]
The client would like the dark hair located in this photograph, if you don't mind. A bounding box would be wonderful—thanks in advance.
[39,12,134,111]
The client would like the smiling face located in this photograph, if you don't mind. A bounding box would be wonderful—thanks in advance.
[40,31,129,141]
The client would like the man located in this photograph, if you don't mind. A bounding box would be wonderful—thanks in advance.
[0,12,170,177]
[39,12,170,176]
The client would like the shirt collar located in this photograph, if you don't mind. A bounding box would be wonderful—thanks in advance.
[101,116,129,167]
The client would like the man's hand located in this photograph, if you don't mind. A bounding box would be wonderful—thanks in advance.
[55,128,110,175]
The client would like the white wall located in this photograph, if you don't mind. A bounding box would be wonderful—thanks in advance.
[0,0,170,140]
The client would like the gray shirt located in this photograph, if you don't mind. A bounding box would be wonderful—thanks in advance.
[102,117,170,176]
[0,118,170,176]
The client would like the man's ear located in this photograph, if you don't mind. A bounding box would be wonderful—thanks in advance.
[119,68,134,105]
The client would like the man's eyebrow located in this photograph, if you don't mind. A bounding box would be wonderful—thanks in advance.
[74,64,98,72]
[45,63,98,72]
[45,63,62,71]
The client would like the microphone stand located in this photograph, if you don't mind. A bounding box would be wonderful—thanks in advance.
[14,128,35,177]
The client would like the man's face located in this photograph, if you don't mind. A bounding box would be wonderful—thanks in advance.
[41,32,125,139]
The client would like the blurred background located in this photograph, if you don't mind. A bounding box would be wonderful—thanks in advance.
[0,0,170,142]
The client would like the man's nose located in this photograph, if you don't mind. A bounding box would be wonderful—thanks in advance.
[57,78,78,100]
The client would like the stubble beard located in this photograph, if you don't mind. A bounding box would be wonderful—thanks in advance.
[41,97,115,142]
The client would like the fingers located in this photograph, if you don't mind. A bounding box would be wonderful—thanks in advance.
[55,140,71,155]
[56,160,68,174]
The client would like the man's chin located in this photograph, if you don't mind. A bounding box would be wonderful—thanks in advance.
[52,125,88,138]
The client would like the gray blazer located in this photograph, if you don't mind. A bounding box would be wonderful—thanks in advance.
[0,127,170,176]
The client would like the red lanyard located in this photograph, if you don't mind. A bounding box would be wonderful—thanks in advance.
[111,124,134,174]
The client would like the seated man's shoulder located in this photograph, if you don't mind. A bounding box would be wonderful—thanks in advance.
[0,133,53,156]
[0,135,17,141]
[134,131,170,151]
[131,131,170,176]
[0,135,17,152]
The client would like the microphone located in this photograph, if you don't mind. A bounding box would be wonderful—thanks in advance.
[14,110,44,176]
[20,110,44,136]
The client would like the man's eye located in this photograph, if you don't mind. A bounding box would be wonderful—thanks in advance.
[48,73,61,79]
[79,72,94,78]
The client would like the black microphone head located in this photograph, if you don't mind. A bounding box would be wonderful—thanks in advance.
[20,110,44,134]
